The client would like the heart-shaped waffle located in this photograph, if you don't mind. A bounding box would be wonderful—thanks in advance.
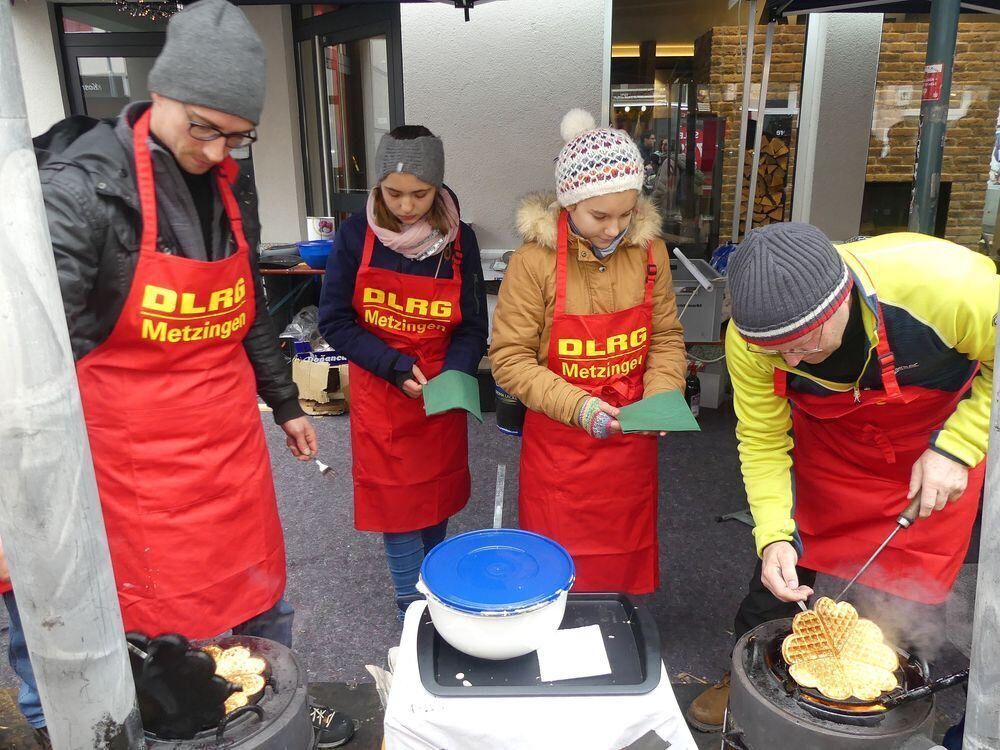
[781,597,898,701]
[203,645,269,714]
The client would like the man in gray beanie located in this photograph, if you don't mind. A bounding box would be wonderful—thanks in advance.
[11,1,353,746]
[687,223,998,732]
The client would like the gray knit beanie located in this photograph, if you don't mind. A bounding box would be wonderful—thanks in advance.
[728,223,852,345]
[375,133,445,188]
[148,0,266,124]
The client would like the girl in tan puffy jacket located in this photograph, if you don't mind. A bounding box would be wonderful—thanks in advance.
[489,110,687,594]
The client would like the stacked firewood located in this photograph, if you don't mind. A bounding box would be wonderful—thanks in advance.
[739,134,791,229]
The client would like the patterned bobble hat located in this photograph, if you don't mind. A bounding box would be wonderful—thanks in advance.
[554,109,645,206]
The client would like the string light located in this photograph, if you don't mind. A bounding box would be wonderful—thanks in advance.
[114,0,180,22]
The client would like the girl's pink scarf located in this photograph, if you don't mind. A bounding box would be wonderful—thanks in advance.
[366,189,460,261]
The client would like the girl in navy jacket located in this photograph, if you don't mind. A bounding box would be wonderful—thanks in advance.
[319,126,488,619]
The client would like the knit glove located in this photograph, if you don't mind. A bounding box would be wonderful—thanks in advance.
[578,397,615,440]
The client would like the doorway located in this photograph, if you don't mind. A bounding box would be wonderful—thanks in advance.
[294,4,404,221]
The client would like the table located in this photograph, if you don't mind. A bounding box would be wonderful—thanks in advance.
[383,601,697,750]
[260,267,324,317]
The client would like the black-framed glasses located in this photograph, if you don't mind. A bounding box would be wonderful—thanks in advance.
[746,322,826,356]
[188,121,258,149]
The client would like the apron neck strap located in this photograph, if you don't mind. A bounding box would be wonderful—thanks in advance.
[874,301,902,400]
[556,211,654,313]
[363,224,463,277]
[450,230,463,276]
[133,109,158,253]
[555,210,571,316]
[643,243,656,306]
[132,108,249,257]
[213,159,250,256]
[363,225,377,269]
[773,368,789,398]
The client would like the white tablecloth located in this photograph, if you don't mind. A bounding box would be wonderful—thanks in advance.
[383,602,697,750]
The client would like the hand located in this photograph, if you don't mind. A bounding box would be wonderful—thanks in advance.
[907,448,969,518]
[282,416,317,461]
[0,539,8,584]
[596,399,621,435]
[761,541,814,603]
[402,364,428,399]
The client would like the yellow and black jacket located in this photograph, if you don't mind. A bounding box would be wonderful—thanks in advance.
[726,233,999,557]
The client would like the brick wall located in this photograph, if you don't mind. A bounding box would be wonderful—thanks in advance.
[868,22,1000,251]
[695,22,1000,251]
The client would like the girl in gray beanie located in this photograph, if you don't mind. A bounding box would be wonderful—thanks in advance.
[317,126,488,621]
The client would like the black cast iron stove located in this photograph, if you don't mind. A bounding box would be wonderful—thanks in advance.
[130,635,312,749]
[723,619,965,750]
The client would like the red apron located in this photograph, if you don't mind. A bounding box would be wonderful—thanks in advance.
[519,211,660,594]
[68,109,286,636]
[348,227,470,532]
[779,300,983,604]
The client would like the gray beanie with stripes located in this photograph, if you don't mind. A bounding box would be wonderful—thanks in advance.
[728,223,852,346]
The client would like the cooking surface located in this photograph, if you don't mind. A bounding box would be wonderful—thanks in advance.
[729,618,939,748]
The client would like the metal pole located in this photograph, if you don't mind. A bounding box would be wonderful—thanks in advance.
[907,0,961,235]
[965,293,1000,748]
[730,0,757,243]
[0,5,144,748]
[314,36,333,216]
[744,20,775,239]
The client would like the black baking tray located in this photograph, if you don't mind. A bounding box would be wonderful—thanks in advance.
[415,592,661,697]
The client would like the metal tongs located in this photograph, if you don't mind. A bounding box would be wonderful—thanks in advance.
[836,496,922,602]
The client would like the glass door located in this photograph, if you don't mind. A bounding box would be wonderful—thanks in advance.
[295,5,403,221]
[57,4,166,117]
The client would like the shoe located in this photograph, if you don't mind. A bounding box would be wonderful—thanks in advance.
[309,704,355,748]
[685,672,730,733]
[32,727,52,750]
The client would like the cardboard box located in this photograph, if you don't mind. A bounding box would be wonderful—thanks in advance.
[293,357,349,415]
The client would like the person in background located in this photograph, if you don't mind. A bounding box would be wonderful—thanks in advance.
[10,1,354,746]
[318,126,488,621]
[490,109,687,595]
[638,130,657,165]
[686,224,994,742]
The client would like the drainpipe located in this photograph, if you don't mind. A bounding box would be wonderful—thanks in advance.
[965,291,1000,744]
[730,0,757,244]
[0,4,144,748]
[907,0,961,235]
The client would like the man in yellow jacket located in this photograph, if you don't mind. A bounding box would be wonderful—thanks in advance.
[688,222,996,731]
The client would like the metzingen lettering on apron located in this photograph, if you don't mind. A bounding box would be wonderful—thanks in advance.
[558,326,648,379]
[361,287,451,335]
[139,278,250,342]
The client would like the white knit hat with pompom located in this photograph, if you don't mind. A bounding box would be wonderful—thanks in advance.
[554,109,644,207]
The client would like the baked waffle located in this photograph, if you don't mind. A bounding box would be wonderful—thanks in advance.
[202,645,268,714]
[781,598,898,701]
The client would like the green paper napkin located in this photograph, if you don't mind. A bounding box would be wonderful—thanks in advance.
[617,390,700,434]
[422,370,483,423]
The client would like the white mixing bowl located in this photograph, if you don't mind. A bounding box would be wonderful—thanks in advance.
[416,578,568,660]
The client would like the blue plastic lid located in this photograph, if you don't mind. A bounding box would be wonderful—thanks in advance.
[420,529,575,615]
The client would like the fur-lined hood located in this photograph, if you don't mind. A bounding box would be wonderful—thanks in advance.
[514,192,661,250]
